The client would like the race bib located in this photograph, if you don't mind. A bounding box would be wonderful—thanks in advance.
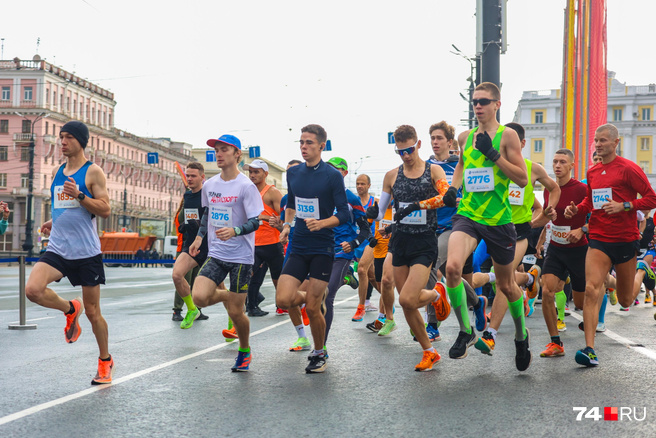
[592,188,612,210]
[184,208,199,224]
[210,206,232,228]
[551,224,571,245]
[380,219,393,227]
[464,167,494,192]
[398,202,426,225]
[522,254,537,265]
[508,183,525,206]
[54,185,80,209]
[296,197,319,220]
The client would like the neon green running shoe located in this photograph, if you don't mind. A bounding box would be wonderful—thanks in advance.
[180,308,199,329]
[378,319,397,336]
[289,337,311,351]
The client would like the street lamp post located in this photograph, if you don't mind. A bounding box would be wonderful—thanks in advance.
[450,45,479,129]
[15,111,49,258]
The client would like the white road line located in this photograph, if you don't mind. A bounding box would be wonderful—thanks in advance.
[0,293,358,427]
[104,301,133,306]
[568,311,656,361]
[8,316,55,324]
[142,299,166,305]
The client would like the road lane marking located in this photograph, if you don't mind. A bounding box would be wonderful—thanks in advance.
[142,299,166,305]
[0,294,358,426]
[8,316,55,324]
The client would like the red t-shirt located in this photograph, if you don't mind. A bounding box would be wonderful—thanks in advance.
[544,178,588,248]
[577,155,656,242]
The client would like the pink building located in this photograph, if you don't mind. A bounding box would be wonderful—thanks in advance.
[0,56,191,253]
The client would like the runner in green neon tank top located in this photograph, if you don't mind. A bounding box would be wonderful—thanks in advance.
[479,122,560,356]
[441,82,533,371]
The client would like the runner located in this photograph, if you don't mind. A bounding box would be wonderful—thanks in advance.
[244,159,284,317]
[443,82,532,371]
[24,121,114,384]
[372,124,450,371]
[564,123,656,367]
[172,162,210,328]
[188,134,264,372]
[276,124,350,373]
[0,201,9,235]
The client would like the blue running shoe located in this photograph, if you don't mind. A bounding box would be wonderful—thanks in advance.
[575,346,598,367]
[527,297,536,317]
[231,350,251,372]
[426,324,441,342]
[473,296,488,332]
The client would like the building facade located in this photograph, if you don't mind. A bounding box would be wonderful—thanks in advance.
[513,72,656,178]
[0,56,190,253]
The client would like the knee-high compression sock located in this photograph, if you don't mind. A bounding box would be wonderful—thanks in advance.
[507,297,527,341]
[182,294,197,312]
[555,290,566,320]
[447,281,471,334]
[598,293,608,324]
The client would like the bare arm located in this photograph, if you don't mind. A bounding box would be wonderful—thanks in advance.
[64,164,110,219]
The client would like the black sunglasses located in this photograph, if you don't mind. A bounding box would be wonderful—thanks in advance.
[471,98,498,106]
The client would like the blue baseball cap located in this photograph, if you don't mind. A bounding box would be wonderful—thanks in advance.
[207,134,241,150]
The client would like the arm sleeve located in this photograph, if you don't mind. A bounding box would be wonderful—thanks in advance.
[0,219,6,235]
[417,178,450,209]
[375,191,392,222]
[196,207,209,239]
[237,217,260,235]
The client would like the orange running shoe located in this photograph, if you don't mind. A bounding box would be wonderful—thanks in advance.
[301,305,310,326]
[414,349,441,372]
[64,297,84,344]
[431,283,451,321]
[222,326,239,340]
[91,355,114,385]
[526,265,541,299]
[540,342,565,357]
[352,304,366,322]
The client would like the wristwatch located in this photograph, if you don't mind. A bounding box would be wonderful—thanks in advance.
[581,225,589,234]
[77,192,86,202]
[233,226,242,236]
[623,201,631,212]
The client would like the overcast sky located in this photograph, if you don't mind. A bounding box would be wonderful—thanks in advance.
[3,0,654,192]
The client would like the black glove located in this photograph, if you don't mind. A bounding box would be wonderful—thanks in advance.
[394,203,420,222]
[368,237,378,248]
[475,132,500,162]
[177,223,186,234]
[366,201,379,220]
[443,186,458,208]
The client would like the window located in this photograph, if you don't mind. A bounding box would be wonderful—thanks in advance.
[0,120,7,133]
[24,86,33,101]
[0,173,6,188]
[642,107,652,121]
[1,87,9,101]
[640,161,650,173]
[20,146,30,161]
[20,174,29,188]
[532,109,546,124]
[22,120,31,134]
[640,137,651,151]
[613,107,623,121]
[533,139,543,153]
[0,146,7,161]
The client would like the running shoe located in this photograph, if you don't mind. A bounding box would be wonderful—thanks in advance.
[638,260,656,291]
[414,350,440,372]
[305,354,327,373]
[180,308,199,329]
[607,288,617,306]
[473,295,488,332]
[377,319,397,336]
[653,298,656,307]
[596,322,606,333]
[449,327,477,359]
[289,337,311,351]
[634,299,640,306]
[475,330,495,356]
[352,304,366,322]
[344,266,359,289]
[527,297,536,317]
[645,294,652,304]
[575,346,599,367]
[91,356,114,385]
[431,283,451,321]
[366,318,385,332]
[564,306,571,316]
[301,306,310,326]
[197,309,209,320]
[540,342,565,357]
[222,326,238,341]
[619,306,630,312]
[64,297,84,344]
[527,265,541,299]
[557,319,567,332]
[514,329,532,371]
[426,324,441,342]
[172,309,183,321]
[232,350,251,372]
[276,307,289,316]
[364,303,378,312]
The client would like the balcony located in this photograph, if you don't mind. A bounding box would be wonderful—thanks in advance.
[13,133,33,142]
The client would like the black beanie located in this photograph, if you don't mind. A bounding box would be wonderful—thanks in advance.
[61,121,89,149]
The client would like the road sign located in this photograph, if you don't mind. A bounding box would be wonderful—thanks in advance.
[249,146,261,158]
[206,150,216,162]
[387,132,395,144]
[147,152,159,164]
[325,140,332,151]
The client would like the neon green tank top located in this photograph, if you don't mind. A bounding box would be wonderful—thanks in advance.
[510,159,534,224]
[457,126,511,226]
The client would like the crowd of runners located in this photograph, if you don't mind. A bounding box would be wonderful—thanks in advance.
[23,82,656,383]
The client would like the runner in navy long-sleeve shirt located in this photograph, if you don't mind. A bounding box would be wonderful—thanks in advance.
[276,124,350,374]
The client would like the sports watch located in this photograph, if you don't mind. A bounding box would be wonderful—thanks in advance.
[581,225,588,234]
[623,202,631,212]
[233,226,242,236]
[77,192,86,202]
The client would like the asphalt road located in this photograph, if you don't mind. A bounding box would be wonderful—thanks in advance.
[1,265,655,437]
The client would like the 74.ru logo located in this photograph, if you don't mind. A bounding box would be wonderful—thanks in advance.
[573,407,646,421]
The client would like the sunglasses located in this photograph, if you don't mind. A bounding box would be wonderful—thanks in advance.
[471,98,498,106]
[395,140,418,156]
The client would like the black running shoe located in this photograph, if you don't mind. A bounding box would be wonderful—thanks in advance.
[448,327,477,359]
[172,310,183,321]
[197,309,209,320]
[305,354,327,373]
[514,328,532,371]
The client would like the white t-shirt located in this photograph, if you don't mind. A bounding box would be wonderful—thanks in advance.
[201,172,264,264]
